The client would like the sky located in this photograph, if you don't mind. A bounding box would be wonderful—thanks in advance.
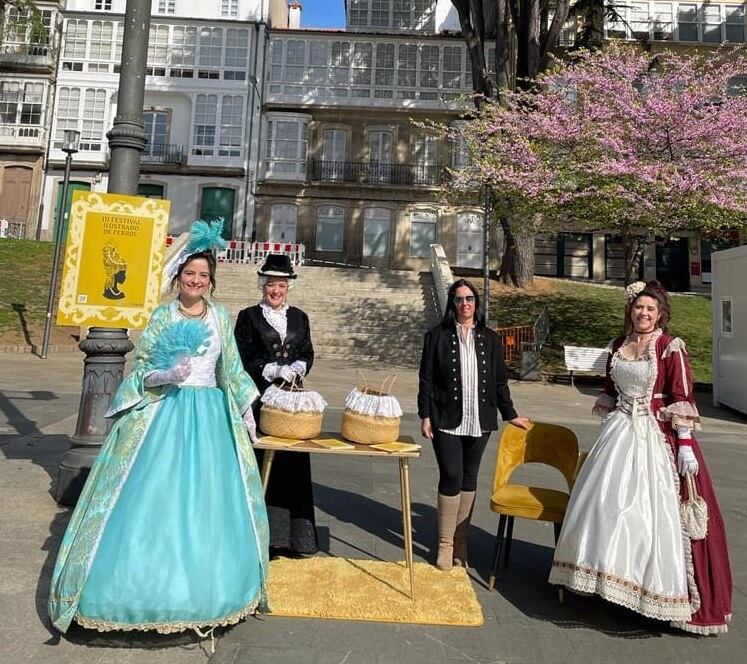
[300,0,347,29]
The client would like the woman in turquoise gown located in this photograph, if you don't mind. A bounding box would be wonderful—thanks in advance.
[48,223,269,635]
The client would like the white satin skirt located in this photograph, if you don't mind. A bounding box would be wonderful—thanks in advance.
[548,410,692,621]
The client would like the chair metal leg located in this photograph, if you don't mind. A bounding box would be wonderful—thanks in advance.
[504,516,515,568]
[553,521,564,604]
[487,514,507,590]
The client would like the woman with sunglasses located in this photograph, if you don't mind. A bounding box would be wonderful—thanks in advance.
[418,279,529,571]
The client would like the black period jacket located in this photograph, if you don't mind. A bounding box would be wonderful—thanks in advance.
[234,304,314,394]
[417,324,517,432]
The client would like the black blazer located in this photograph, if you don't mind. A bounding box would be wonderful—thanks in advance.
[234,304,314,394]
[417,324,517,432]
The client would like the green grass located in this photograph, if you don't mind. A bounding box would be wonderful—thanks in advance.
[488,279,713,383]
[0,238,55,341]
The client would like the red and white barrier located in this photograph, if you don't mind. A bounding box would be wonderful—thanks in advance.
[164,236,305,266]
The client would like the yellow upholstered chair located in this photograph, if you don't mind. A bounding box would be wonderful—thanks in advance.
[487,421,586,593]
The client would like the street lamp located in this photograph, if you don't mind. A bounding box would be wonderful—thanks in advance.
[40,128,80,359]
[55,0,149,505]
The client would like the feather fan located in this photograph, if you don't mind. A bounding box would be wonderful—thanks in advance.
[148,319,211,371]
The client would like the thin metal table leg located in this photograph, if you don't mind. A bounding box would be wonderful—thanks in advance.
[261,449,275,494]
[399,457,414,598]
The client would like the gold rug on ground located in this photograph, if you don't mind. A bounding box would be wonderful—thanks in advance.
[265,557,483,627]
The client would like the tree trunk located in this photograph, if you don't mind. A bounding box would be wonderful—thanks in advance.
[498,216,535,287]
[452,0,494,102]
[514,0,542,90]
[494,0,513,95]
[622,231,645,285]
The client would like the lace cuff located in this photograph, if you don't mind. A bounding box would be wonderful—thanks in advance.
[592,393,616,418]
[658,401,701,430]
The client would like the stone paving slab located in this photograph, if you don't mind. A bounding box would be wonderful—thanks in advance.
[0,351,745,664]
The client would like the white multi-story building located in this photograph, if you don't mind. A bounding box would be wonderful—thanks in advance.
[255,1,488,272]
[39,0,289,242]
[0,2,61,237]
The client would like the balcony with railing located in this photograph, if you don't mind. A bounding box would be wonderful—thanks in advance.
[0,42,55,70]
[141,143,185,166]
[0,124,47,150]
[309,160,444,186]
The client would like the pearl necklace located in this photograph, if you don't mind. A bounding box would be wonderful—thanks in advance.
[178,298,207,319]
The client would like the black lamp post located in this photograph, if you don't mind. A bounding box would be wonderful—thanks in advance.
[55,0,150,505]
[40,128,80,360]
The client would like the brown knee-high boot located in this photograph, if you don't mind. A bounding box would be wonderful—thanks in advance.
[453,491,476,567]
[436,493,461,571]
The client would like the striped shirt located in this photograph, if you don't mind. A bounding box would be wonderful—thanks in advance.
[440,324,483,437]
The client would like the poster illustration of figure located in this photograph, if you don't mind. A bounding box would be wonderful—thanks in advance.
[56,192,170,329]
[102,242,127,300]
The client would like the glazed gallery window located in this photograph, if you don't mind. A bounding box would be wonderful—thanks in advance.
[0,81,44,127]
[53,88,106,151]
[192,95,244,157]
[267,37,470,103]
[410,210,437,258]
[224,29,249,80]
[221,0,239,18]
[147,24,169,75]
[264,116,309,178]
[316,206,345,252]
[607,2,746,43]
[348,0,436,30]
[198,27,223,79]
[363,208,392,258]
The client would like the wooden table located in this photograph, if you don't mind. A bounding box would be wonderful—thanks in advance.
[254,432,421,597]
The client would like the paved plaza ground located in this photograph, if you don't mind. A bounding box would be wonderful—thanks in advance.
[0,350,745,664]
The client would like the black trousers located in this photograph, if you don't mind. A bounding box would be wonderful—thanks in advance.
[432,430,490,496]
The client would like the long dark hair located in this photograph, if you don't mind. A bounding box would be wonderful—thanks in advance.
[170,251,217,295]
[441,279,485,330]
[625,279,671,334]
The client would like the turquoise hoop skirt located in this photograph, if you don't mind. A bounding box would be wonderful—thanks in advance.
[74,386,262,631]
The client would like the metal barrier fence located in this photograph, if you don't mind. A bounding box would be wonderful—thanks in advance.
[0,218,27,239]
[494,324,535,363]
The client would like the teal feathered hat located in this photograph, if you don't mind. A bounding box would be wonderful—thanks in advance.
[164,218,227,284]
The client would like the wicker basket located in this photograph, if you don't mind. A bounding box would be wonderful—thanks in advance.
[341,409,400,445]
[260,405,323,440]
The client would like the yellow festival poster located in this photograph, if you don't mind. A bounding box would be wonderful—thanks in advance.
[56,191,170,329]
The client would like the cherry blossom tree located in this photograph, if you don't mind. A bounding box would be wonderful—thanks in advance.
[444,44,747,284]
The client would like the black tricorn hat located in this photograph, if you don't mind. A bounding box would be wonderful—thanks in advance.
[258,253,297,279]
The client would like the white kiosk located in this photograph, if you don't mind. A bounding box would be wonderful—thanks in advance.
[712,244,747,415]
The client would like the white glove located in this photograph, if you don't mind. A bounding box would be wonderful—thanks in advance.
[243,408,259,444]
[262,362,281,382]
[289,360,307,377]
[677,445,699,476]
[278,365,296,383]
[144,357,191,387]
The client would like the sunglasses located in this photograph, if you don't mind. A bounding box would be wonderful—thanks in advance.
[453,295,476,305]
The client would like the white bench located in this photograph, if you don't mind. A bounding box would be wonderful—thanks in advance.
[563,346,608,386]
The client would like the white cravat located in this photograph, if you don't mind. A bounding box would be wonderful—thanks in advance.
[260,301,289,342]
